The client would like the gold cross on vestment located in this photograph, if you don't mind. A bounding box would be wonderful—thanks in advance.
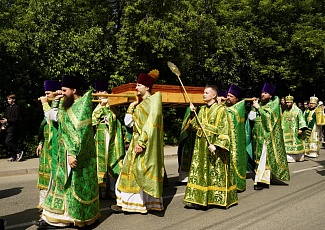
[307,114,313,123]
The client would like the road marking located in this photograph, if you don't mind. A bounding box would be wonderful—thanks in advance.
[292,165,324,173]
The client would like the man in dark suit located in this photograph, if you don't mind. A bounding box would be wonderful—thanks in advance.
[0,94,23,162]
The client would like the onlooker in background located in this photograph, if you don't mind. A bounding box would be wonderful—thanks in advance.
[0,94,23,162]
[304,101,309,112]
[297,102,304,111]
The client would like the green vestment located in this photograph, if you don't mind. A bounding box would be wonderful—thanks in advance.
[252,96,290,181]
[282,103,307,154]
[37,118,51,190]
[117,92,164,198]
[184,103,238,208]
[38,101,61,192]
[245,119,255,172]
[178,107,196,172]
[92,104,125,184]
[227,100,247,191]
[304,108,322,154]
[42,91,100,225]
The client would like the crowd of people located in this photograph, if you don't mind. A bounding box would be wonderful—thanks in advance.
[177,82,325,210]
[1,71,321,229]
[31,71,164,229]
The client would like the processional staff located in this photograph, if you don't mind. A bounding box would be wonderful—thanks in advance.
[244,97,259,101]
[38,93,136,102]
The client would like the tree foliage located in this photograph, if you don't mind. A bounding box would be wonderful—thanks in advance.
[0,0,324,148]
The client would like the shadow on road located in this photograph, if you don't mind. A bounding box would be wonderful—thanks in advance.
[0,187,23,199]
[158,175,180,217]
[270,178,289,186]
[1,208,39,230]
[315,159,325,176]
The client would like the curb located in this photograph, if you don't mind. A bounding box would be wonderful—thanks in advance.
[0,168,38,177]
[0,153,178,177]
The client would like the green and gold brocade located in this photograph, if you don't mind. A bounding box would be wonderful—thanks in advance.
[304,109,322,154]
[282,103,307,154]
[184,103,238,207]
[118,92,164,198]
[179,107,196,172]
[42,91,100,224]
[42,101,60,186]
[92,104,125,184]
[227,100,247,191]
[37,118,52,190]
[252,96,290,181]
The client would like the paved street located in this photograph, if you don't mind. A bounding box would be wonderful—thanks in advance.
[1,147,325,230]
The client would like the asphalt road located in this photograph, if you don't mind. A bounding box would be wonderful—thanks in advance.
[1,151,325,230]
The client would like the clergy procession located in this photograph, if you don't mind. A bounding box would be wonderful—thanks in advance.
[28,67,325,229]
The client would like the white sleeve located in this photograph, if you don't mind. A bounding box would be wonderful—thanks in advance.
[124,113,134,128]
[248,111,257,121]
[45,108,59,123]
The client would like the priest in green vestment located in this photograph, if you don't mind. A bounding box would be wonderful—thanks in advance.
[176,107,197,185]
[92,80,125,199]
[183,85,238,210]
[304,95,324,158]
[36,80,61,210]
[112,69,164,214]
[226,84,247,192]
[249,83,290,191]
[35,75,100,228]
[281,95,307,162]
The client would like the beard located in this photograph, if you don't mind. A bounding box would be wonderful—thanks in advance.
[62,94,75,110]
[260,97,271,105]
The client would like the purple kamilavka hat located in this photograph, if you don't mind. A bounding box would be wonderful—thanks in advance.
[94,80,108,91]
[44,80,61,92]
[262,83,276,96]
[218,89,228,98]
[228,84,243,98]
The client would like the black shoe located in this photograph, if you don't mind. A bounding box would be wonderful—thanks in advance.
[184,202,208,210]
[254,183,269,190]
[193,204,208,211]
[110,205,123,213]
[254,185,263,190]
[32,220,58,229]
[175,181,187,186]
[183,202,195,209]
